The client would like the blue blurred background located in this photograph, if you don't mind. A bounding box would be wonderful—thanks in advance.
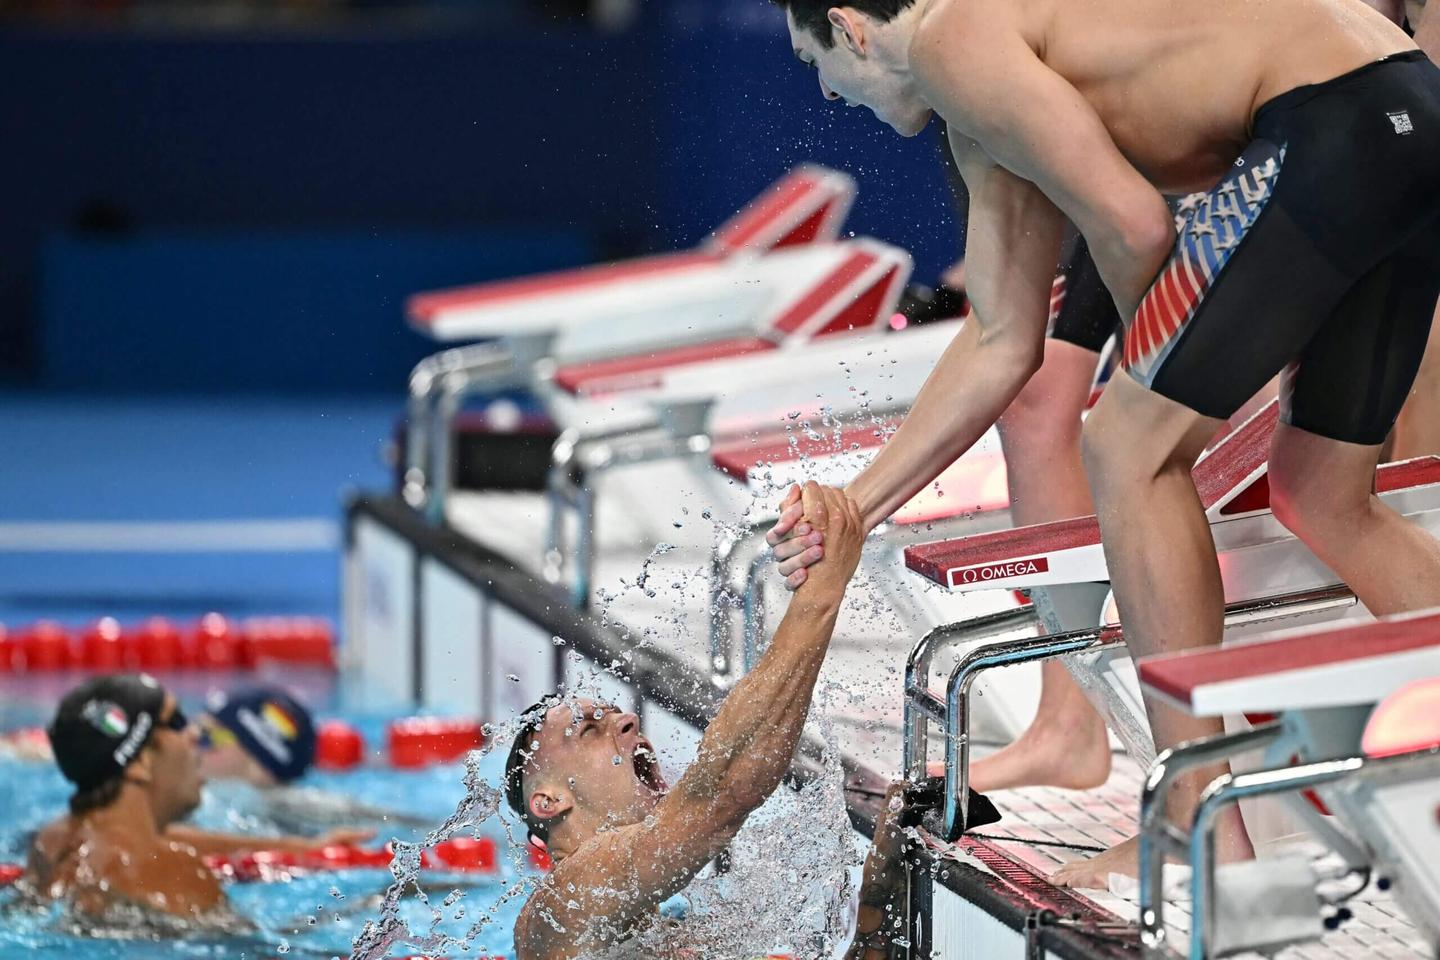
[0,0,960,628]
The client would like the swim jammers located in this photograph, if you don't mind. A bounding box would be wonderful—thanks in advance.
[1048,196,1209,354]
[1048,234,1122,353]
[1124,50,1440,444]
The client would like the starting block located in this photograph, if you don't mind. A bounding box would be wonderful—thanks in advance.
[1136,609,1440,958]
[407,164,857,348]
[899,390,1440,848]
[398,164,912,527]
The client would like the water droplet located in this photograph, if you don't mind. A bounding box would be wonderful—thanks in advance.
[612,755,623,766]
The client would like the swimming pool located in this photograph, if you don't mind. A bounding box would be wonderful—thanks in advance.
[0,680,535,960]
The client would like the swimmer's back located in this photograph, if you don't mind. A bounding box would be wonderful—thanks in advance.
[26,816,225,919]
[919,0,1417,191]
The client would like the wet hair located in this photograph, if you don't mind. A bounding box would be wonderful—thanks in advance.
[770,0,918,48]
[503,696,563,844]
[68,776,123,816]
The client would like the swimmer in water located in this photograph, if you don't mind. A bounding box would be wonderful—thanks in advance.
[23,674,366,921]
[507,482,880,960]
[3,680,409,836]
[766,0,1440,888]
[194,685,317,787]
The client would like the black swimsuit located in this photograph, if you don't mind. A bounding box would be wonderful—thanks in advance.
[1125,51,1440,444]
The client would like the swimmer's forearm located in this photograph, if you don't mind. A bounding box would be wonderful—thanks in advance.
[675,591,843,822]
[1084,199,1175,321]
[846,320,1038,531]
[165,825,336,857]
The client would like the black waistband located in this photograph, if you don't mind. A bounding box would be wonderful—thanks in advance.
[1256,50,1430,125]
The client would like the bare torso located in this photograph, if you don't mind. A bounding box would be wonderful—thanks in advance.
[934,0,1417,191]
[27,817,226,920]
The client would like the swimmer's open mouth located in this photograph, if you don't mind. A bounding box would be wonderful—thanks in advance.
[633,740,667,795]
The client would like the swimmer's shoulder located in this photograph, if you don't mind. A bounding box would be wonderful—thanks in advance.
[909,0,1042,94]
[513,829,642,960]
[26,817,82,888]
[115,840,225,918]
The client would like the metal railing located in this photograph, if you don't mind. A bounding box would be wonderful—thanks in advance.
[1145,744,1440,959]
[543,398,716,608]
[403,333,557,524]
[902,585,1358,844]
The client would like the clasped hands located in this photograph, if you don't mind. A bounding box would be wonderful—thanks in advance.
[764,481,861,592]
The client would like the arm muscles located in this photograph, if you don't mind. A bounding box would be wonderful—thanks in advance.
[846,137,1063,529]
[518,581,853,958]
[913,16,1173,314]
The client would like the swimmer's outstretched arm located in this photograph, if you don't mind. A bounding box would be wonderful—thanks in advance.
[769,147,1063,576]
[773,10,1177,579]
[165,824,373,858]
[516,484,864,960]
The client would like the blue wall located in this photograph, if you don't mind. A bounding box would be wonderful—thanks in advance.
[4,8,960,395]
[40,230,592,393]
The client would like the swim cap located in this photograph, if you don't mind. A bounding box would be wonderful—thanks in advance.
[205,687,316,783]
[48,674,167,792]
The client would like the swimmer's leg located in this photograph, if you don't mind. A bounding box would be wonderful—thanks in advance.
[1271,233,1440,613]
[970,336,1111,793]
[1388,301,1440,460]
[1049,374,1250,890]
[1270,422,1440,612]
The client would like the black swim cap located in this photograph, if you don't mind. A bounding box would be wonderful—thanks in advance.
[48,674,167,792]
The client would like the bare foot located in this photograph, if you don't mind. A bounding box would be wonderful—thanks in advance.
[926,717,1112,793]
[1049,835,1139,890]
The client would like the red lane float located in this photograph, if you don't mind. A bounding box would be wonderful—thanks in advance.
[388,717,486,768]
[0,863,22,887]
[190,613,242,669]
[203,838,499,883]
[316,720,366,770]
[0,614,336,674]
[20,622,73,671]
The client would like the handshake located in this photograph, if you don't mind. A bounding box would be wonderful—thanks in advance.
[764,481,866,594]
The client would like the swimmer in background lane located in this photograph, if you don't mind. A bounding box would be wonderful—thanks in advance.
[3,682,411,838]
[23,674,367,922]
[507,483,877,960]
[185,686,420,839]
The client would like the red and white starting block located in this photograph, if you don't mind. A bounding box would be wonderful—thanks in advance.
[900,397,1440,843]
[1136,609,1440,958]
[399,165,918,526]
[408,165,858,345]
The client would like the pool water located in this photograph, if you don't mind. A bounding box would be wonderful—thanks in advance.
[0,681,535,960]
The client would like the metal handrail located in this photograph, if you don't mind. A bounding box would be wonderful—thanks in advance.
[404,332,557,525]
[942,626,1121,839]
[903,585,1357,843]
[543,402,716,609]
[404,342,515,513]
[1185,747,1440,960]
[1138,723,1285,953]
[902,607,1041,783]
